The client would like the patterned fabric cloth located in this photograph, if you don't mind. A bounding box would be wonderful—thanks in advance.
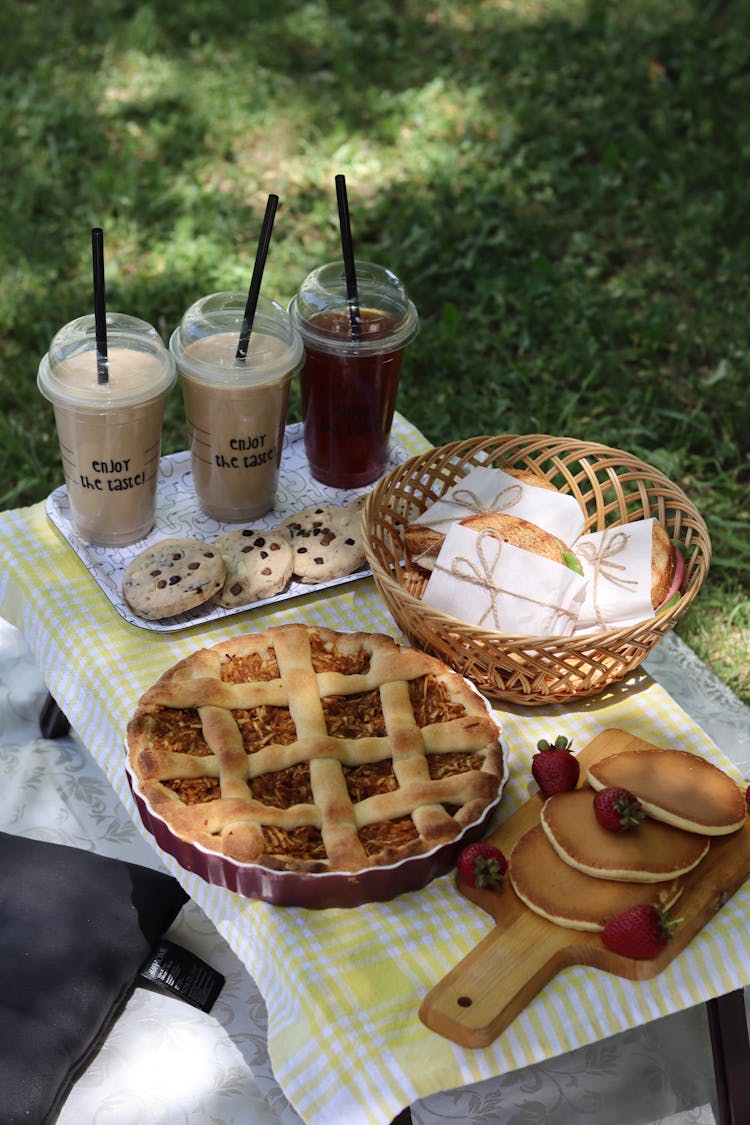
[0,413,748,1125]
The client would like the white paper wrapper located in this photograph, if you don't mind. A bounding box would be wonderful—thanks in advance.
[573,519,655,633]
[422,523,589,636]
[412,465,586,543]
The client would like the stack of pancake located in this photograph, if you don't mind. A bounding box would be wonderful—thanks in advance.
[509,747,747,933]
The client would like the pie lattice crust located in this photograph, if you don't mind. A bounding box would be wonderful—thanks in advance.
[126,624,504,873]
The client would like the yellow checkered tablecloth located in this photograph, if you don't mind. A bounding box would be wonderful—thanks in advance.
[1,414,749,1125]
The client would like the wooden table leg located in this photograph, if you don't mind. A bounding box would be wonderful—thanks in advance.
[707,989,750,1125]
[39,692,71,739]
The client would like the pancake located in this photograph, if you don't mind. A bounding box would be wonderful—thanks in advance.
[586,748,746,836]
[508,825,684,932]
[540,788,709,882]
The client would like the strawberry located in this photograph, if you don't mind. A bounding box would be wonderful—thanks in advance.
[457,842,507,890]
[531,735,579,798]
[593,786,645,832]
[602,904,678,959]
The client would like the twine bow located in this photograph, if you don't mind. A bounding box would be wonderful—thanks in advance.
[433,482,524,522]
[577,529,637,626]
[433,530,580,632]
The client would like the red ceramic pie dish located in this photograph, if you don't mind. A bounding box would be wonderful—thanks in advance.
[124,624,508,909]
[126,750,507,909]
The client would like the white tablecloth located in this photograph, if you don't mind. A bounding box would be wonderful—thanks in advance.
[2,612,748,1124]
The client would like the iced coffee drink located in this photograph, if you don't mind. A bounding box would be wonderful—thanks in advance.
[37,314,176,546]
[170,292,303,522]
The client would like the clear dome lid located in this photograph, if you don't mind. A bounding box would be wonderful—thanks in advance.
[289,260,419,356]
[169,291,303,385]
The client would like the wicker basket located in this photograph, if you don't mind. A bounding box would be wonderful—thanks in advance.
[363,434,711,706]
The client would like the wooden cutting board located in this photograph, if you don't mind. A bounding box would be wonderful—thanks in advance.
[419,727,750,1048]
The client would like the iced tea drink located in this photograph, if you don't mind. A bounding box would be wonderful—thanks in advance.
[289,261,418,489]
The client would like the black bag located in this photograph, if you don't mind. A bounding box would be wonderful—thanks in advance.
[0,832,189,1125]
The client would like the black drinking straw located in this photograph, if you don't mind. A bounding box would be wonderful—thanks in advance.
[91,227,109,384]
[236,193,279,361]
[335,174,362,340]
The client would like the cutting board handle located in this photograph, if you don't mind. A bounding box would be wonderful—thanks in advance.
[419,908,593,1048]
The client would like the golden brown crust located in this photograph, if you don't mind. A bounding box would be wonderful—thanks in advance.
[503,465,558,491]
[459,512,571,566]
[404,510,576,573]
[651,522,676,607]
[403,524,444,569]
[127,624,504,874]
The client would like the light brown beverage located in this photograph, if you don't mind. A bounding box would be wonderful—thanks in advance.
[170,293,303,522]
[38,317,176,546]
[179,332,292,521]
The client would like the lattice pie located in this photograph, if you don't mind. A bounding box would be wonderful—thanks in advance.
[126,624,504,873]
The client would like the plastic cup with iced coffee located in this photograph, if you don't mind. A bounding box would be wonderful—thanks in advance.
[37,312,176,547]
[289,260,419,489]
[170,291,304,522]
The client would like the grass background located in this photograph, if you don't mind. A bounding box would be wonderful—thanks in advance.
[2,0,748,701]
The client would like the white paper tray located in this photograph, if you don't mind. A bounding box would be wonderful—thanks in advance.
[45,422,410,632]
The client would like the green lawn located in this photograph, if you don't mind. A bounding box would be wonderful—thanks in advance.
[2,0,749,701]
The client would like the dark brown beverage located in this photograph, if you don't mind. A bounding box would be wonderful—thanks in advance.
[289,259,419,489]
[300,308,404,488]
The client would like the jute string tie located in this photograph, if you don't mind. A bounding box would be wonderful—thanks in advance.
[577,529,636,627]
[432,530,580,632]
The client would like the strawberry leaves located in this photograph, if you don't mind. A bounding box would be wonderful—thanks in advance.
[593,786,645,832]
[457,842,507,890]
[602,903,680,959]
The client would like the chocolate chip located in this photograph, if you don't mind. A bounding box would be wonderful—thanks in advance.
[230,582,243,596]
[149,569,162,578]
[260,551,269,559]
[187,561,200,570]
[156,580,167,589]
[345,538,355,546]
[261,567,272,576]
[168,575,182,585]
[314,557,324,565]
[253,537,266,548]
[297,546,307,554]
[270,543,281,551]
